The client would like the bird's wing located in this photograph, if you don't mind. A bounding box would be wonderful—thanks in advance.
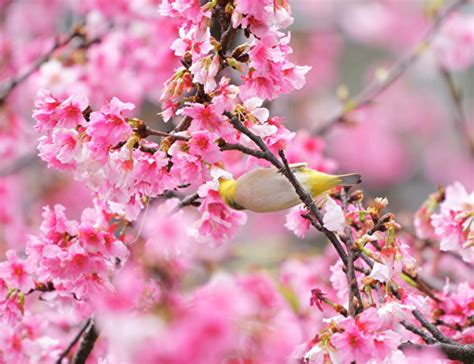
[289,162,307,171]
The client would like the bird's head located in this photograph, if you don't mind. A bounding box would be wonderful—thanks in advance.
[218,177,245,210]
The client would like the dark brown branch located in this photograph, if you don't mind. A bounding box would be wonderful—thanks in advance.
[412,309,458,345]
[399,342,474,363]
[219,140,269,159]
[71,320,99,364]
[344,235,362,316]
[220,23,237,57]
[313,0,469,135]
[220,114,349,266]
[177,192,200,209]
[400,320,438,345]
[134,125,190,141]
[56,318,92,364]
[0,25,85,105]
[341,189,364,315]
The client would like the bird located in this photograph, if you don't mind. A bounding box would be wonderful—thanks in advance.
[218,163,361,213]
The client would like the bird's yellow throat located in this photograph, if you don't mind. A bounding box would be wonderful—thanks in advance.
[218,178,244,210]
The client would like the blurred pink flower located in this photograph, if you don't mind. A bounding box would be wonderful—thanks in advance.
[434,13,474,71]
[431,182,474,263]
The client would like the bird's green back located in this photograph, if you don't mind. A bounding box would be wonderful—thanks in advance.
[300,168,341,197]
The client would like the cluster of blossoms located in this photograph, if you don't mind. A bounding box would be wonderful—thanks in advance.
[31,0,329,245]
[286,186,474,363]
[0,202,129,362]
[415,182,474,263]
[1,0,474,363]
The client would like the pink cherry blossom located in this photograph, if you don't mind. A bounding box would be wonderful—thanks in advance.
[192,182,247,244]
[4,0,474,363]
[188,131,222,164]
[0,251,34,293]
[431,182,474,263]
[434,13,474,71]
[87,97,134,149]
[180,102,232,136]
[189,54,220,93]
[331,320,374,364]
[285,206,310,238]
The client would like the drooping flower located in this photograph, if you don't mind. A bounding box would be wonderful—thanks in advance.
[285,206,310,239]
[191,182,247,244]
[323,197,345,232]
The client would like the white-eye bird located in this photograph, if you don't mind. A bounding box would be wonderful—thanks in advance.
[218,163,361,213]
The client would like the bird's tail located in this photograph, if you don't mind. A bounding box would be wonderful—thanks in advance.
[338,173,362,186]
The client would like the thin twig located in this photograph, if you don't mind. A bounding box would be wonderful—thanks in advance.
[400,320,438,345]
[56,318,93,364]
[0,26,85,105]
[177,192,200,209]
[439,65,474,155]
[341,189,364,315]
[71,320,99,364]
[412,309,458,345]
[219,140,269,159]
[134,126,190,141]
[313,0,469,135]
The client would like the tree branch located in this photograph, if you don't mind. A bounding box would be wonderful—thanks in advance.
[0,151,37,177]
[438,65,474,155]
[399,342,474,363]
[176,192,200,209]
[56,318,93,364]
[400,320,438,345]
[0,25,85,105]
[340,189,364,315]
[71,320,99,364]
[313,0,469,135]
[412,309,458,345]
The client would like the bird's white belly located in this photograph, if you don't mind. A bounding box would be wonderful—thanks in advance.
[233,168,307,212]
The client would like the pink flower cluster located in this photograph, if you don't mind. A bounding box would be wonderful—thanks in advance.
[433,13,474,71]
[0,202,128,361]
[27,204,128,308]
[416,182,474,263]
[31,0,317,244]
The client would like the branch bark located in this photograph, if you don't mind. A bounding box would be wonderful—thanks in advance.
[71,320,99,364]
[412,309,458,345]
[399,342,474,363]
[56,318,93,364]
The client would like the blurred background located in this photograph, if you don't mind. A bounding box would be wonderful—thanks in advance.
[0,0,473,269]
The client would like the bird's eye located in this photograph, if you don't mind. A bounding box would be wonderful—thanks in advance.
[230,200,245,210]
